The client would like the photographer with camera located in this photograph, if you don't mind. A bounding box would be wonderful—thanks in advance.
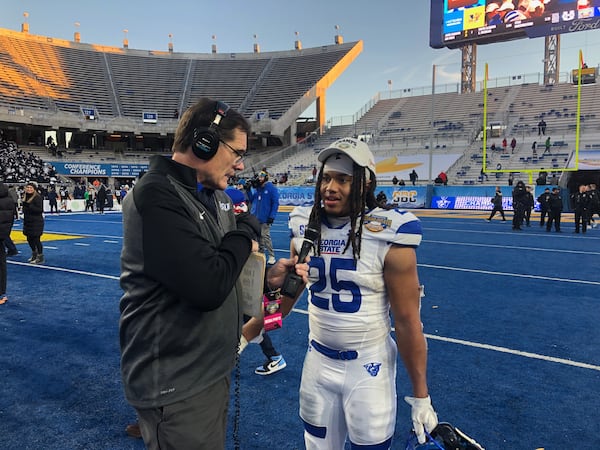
[247,170,279,265]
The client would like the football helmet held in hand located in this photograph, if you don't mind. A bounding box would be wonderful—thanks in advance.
[405,422,485,450]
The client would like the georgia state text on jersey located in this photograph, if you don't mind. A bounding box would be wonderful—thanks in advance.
[289,206,422,350]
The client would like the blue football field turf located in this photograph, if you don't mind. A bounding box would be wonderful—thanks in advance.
[0,209,598,449]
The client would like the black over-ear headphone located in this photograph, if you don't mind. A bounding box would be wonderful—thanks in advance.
[192,100,231,160]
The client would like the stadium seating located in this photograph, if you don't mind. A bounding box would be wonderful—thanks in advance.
[0,27,359,138]
[3,27,600,187]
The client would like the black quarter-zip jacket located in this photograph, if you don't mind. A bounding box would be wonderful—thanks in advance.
[119,155,253,408]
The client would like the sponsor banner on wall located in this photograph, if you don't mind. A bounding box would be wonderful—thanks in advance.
[278,187,315,206]
[376,186,426,208]
[277,186,426,208]
[431,195,514,210]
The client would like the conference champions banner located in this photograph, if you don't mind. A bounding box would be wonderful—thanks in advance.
[52,162,149,177]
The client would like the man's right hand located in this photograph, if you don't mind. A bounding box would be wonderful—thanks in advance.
[236,212,261,241]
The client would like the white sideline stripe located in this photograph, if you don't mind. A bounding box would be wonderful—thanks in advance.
[11,261,595,372]
[418,263,600,286]
[425,334,600,372]
[424,239,600,256]
[103,240,120,244]
[8,261,120,280]
[291,308,600,371]
[74,243,90,246]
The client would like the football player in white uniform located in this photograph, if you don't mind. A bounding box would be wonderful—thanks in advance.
[286,138,438,449]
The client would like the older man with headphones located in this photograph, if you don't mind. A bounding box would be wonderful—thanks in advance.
[119,98,309,450]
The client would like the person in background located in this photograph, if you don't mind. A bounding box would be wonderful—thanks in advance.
[84,187,95,212]
[538,118,546,136]
[543,136,551,155]
[59,185,69,212]
[284,137,438,448]
[510,137,517,154]
[546,187,563,232]
[247,170,279,265]
[587,183,599,228]
[511,180,527,231]
[22,182,45,264]
[224,186,287,376]
[537,187,551,227]
[4,185,19,257]
[486,186,506,222]
[376,190,388,206]
[119,98,308,450]
[96,183,107,214]
[437,171,448,186]
[523,186,534,227]
[120,185,129,201]
[480,167,489,182]
[0,182,16,304]
[571,184,590,234]
[409,169,418,186]
[47,186,59,214]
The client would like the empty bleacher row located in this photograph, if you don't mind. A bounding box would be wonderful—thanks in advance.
[0,27,357,123]
[263,77,600,185]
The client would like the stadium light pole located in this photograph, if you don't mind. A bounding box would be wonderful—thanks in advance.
[22,12,29,34]
[74,22,80,43]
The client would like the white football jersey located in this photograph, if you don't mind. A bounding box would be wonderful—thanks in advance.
[289,206,422,350]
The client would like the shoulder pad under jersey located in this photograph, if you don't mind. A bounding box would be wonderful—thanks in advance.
[362,207,422,247]
[289,206,312,238]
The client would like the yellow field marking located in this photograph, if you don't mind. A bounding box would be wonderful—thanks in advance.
[10,230,85,244]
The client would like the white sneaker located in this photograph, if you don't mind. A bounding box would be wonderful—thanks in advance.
[267,256,276,265]
[255,355,286,375]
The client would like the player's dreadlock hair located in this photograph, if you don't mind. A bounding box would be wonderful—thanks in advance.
[308,158,378,262]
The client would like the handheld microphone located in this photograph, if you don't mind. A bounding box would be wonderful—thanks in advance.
[280,221,320,298]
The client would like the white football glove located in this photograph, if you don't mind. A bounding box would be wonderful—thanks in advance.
[404,395,438,444]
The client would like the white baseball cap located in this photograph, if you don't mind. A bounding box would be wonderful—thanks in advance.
[318,137,376,177]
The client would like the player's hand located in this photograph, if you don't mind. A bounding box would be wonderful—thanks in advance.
[404,395,438,444]
[266,217,274,225]
[266,255,310,292]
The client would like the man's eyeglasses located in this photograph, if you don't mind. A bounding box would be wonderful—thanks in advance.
[220,140,246,164]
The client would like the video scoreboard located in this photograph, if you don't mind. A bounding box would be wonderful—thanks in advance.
[431,0,600,49]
